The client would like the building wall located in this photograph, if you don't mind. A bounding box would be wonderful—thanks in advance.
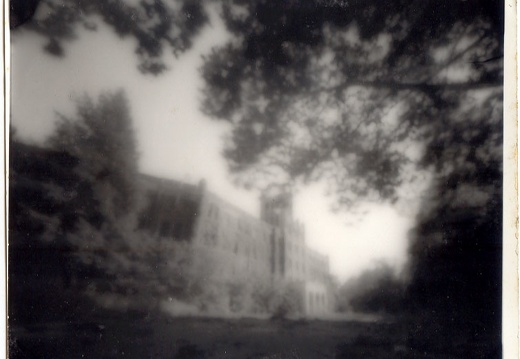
[138,175,202,241]
[304,281,331,316]
[139,175,334,316]
[193,189,272,282]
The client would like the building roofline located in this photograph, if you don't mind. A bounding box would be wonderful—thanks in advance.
[139,173,330,261]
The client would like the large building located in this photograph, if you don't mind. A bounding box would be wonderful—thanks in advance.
[138,174,333,316]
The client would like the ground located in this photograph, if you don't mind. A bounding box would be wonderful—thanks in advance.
[8,310,500,359]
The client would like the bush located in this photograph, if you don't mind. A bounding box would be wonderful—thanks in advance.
[337,261,405,314]
[270,282,303,319]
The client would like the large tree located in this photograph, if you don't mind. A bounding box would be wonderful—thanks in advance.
[46,91,149,300]
[48,91,139,226]
[8,91,144,321]
[201,1,502,204]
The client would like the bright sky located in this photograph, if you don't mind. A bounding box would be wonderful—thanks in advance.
[10,10,420,281]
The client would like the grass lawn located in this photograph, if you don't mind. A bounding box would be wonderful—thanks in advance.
[8,311,499,359]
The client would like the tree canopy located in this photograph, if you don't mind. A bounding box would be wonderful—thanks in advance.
[48,91,139,225]
[200,0,503,207]
[11,0,208,74]
[11,0,504,208]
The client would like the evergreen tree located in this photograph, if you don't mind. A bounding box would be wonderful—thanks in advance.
[48,90,139,228]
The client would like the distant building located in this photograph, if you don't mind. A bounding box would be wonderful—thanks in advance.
[138,174,334,316]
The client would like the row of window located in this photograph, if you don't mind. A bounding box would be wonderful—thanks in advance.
[286,242,306,258]
[212,257,268,278]
[308,291,328,311]
[286,258,305,272]
[201,202,330,281]
[286,262,326,280]
[200,237,326,279]
[200,227,272,264]
[205,202,271,240]
[206,203,309,251]
[286,250,327,271]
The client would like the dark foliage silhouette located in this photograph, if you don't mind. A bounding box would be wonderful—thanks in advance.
[10,0,209,74]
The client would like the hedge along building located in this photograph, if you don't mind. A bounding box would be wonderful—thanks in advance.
[138,174,333,316]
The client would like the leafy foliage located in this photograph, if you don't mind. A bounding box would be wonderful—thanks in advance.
[404,89,502,342]
[11,0,209,74]
[12,1,503,204]
[42,91,188,308]
[224,278,304,317]
[201,0,502,206]
[10,92,158,317]
[8,139,88,323]
[48,91,139,227]
[336,262,405,314]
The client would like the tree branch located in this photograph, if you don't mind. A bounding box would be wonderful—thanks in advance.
[316,78,502,96]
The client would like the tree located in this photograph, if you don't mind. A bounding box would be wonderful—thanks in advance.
[200,1,502,205]
[45,91,227,310]
[48,90,139,227]
[8,139,87,323]
[11,92,155,314]
[403,89,502,347]
[10,0,209,74]
[337,261,405,314]
[45,91,152,302]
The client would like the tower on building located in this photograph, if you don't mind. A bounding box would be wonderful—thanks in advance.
[260,185,293,228]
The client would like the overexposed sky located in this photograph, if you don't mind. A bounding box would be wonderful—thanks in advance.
[10,8,421,281]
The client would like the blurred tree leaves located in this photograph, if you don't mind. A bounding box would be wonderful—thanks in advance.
[49,91,139,219]
[200,0,503,207]
[11,1,503,203]
[11,0,209,74]
[336,261,405,314]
